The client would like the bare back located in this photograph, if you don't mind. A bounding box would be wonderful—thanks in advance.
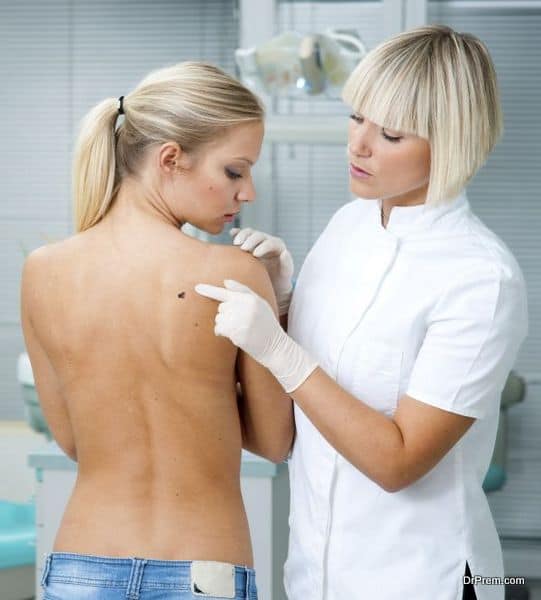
[22,220,276,565]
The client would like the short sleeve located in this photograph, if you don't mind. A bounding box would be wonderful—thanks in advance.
[406,268,528,419]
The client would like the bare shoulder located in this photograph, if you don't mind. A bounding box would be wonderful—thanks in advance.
[206,243,278,313]
[21,243,58,291]
[23,234,80,275]
[21,236,80,317]
[20,245,56,327]
[22,236,75,281]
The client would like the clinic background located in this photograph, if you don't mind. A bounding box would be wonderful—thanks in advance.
[0,0,539,598]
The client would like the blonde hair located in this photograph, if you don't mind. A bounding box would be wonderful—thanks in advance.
[342,24,502,205]
[72,62,265,232]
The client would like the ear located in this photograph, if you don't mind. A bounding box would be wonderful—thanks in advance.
[158,141,193,174]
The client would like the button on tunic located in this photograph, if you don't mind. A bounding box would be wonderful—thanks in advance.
[284,192,528,600]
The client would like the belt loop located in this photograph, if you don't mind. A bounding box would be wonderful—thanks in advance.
[126,558,148,599]
[40,553,52,588]
[245,567,250,598]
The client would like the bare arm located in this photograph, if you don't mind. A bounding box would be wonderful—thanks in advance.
[289,367,473,492]
[235,261,294,463]
[20,249,77,461]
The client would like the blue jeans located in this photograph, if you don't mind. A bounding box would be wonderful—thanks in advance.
[40,552,259,600]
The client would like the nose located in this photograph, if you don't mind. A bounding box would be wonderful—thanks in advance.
[348,121,373,158]
[236,179,256,203]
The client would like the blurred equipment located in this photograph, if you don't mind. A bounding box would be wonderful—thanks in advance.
[483,371,526,492]
[235,29,366,98]
[17,353,51,440]
[0,353,45,599]
[483,372,531,600]
[0,500,35,600]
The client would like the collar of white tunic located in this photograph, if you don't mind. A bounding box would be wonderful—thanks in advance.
[373,190,469,236]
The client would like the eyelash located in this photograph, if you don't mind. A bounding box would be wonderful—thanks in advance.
[225,168,242,180]
[349,114,402,143]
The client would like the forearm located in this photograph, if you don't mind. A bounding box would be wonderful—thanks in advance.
[236,381,294,463]
[289,367,405,491]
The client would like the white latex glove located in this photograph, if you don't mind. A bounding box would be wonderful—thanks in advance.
[194,279,318,393]
[229,228,294,317]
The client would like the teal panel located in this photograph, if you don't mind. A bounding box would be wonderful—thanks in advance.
[0,501,35,569]
[483,465,507,493]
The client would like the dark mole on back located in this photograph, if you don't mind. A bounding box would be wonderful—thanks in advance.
[177,292,185,299]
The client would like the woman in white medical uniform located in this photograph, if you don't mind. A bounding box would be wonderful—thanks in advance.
[195,25,528,600]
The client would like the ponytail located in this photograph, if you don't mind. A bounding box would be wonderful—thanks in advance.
[72,98,121,232]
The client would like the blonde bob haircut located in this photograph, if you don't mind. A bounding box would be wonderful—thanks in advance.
[72,62,264,232]
[342,24,503,205]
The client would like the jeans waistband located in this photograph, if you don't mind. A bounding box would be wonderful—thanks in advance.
[41,552,256,598]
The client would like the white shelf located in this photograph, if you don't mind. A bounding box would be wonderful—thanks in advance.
[265,115,348,144]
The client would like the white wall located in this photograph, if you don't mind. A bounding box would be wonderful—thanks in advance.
[0,421,46,503]
[0,0,239,419]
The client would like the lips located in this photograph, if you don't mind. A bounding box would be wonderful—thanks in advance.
[350,163,372,176]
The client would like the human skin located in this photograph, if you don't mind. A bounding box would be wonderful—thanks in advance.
[20,121,294,564]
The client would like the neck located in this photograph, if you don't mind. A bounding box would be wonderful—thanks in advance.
[104,178,181,231]
[380,185,428,227]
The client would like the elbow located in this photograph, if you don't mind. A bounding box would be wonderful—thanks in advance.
[374,465,415,494]
[61,443,78,463]
[379,478,405,494]
[263,453,284,465]
[253,444,290,465]
[369,436,418,493]
[271,431,295,464]
[268,447,290,465]
[243,437,292,465]
[243,445,284,464]
[50,433,77,462]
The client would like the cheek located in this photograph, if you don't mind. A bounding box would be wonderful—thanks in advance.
[409,142,431,178]
[412,141,431,171]
[385,145,430,181]
[199,176,233,205]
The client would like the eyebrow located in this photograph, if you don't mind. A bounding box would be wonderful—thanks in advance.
[354,111,403,133]
[233,157,254,165]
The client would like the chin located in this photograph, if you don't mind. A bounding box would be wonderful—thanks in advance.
[186,218,224,236]
[203,222,225,236]
[350,182,378,199]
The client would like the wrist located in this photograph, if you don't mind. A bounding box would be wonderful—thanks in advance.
[265,330,318,394]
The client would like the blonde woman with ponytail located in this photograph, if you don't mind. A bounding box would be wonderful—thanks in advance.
[21,62,291,599]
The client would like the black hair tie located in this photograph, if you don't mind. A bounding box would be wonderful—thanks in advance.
[118,96,125,116]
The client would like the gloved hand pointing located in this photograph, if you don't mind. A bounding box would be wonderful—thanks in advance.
[229,228,294,316]
[194,279,317,393]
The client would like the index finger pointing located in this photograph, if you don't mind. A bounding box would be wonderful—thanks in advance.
[194,283,230,303]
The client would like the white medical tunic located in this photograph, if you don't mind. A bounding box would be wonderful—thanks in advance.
[284,192,528,600]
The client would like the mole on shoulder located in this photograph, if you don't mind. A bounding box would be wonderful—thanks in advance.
[177,291,185,299]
